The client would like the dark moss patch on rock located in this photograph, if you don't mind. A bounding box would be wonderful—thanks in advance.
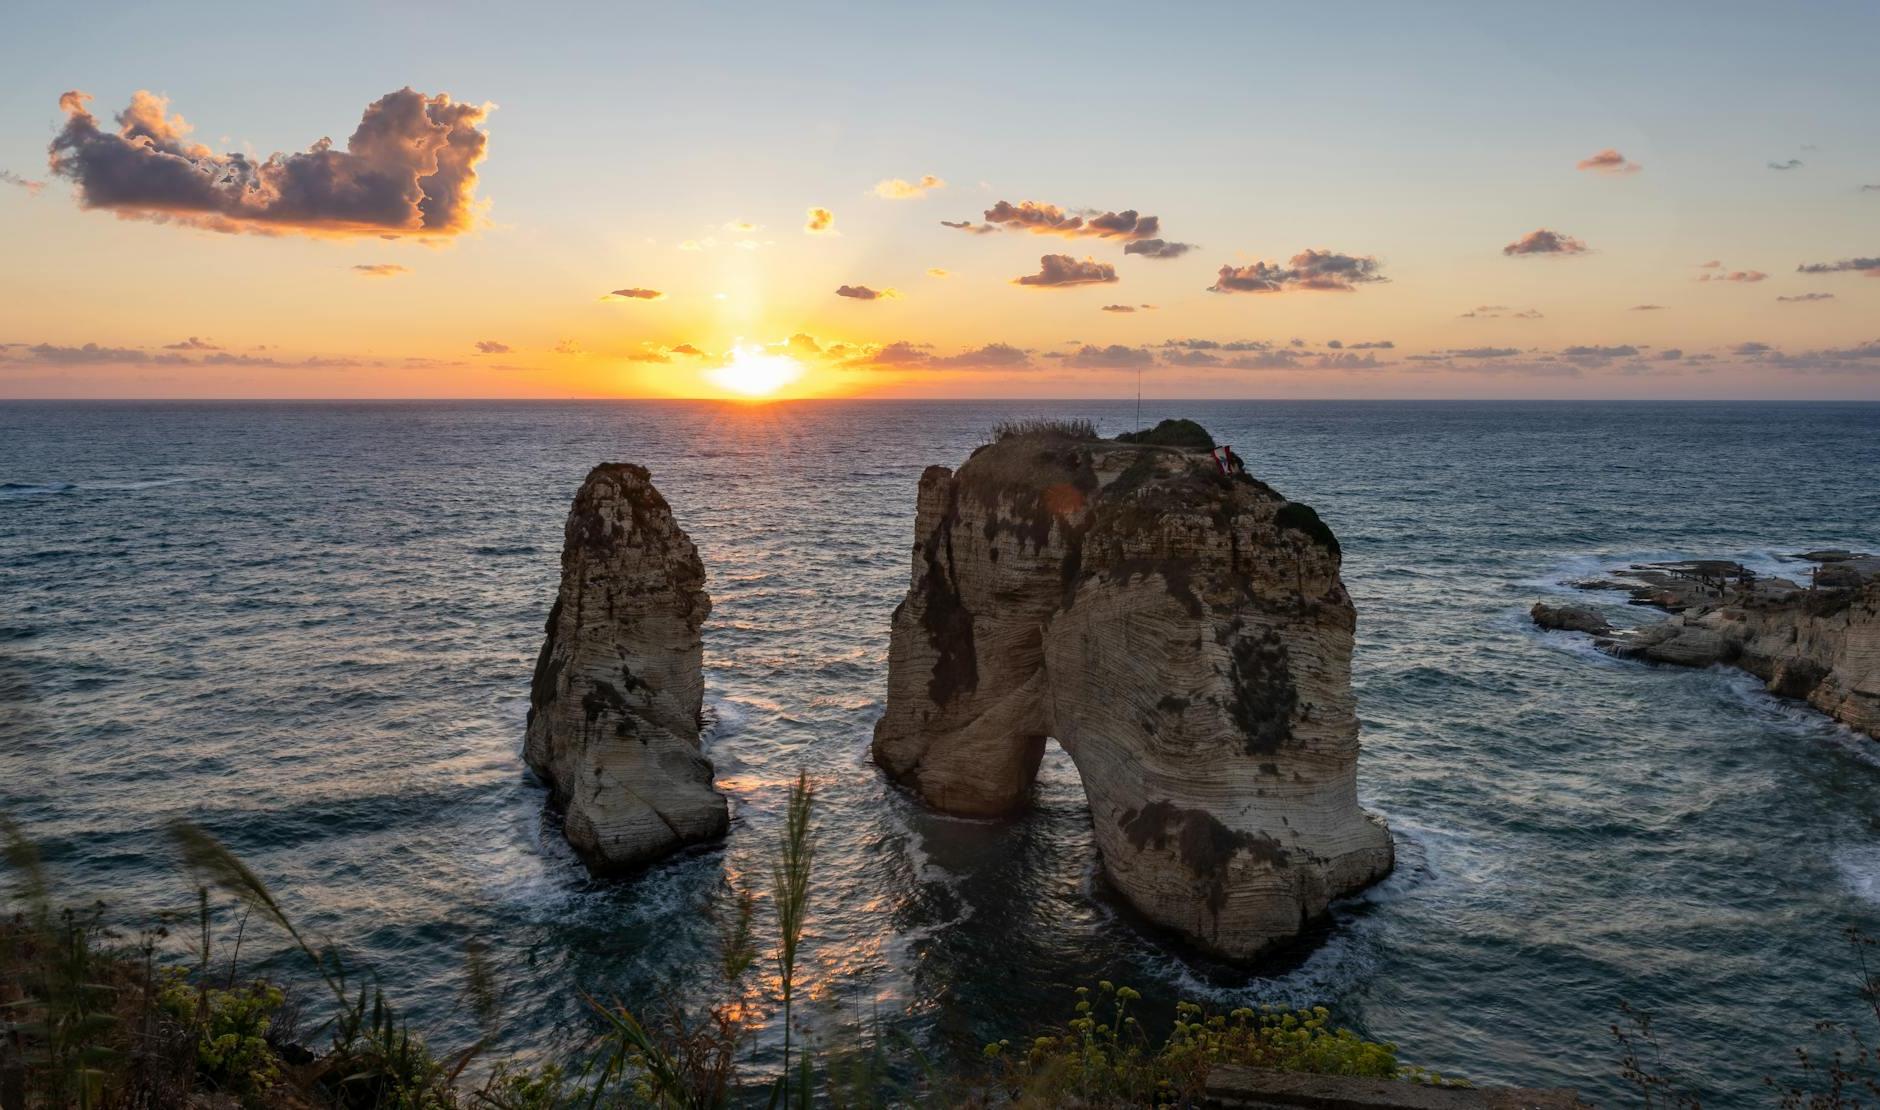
[527,595,567,719]
[1120,800,1288,914]
[1227,624,1298,755]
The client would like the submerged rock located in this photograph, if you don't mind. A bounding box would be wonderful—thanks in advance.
[524,464,727,872]
[871,422,1393,961]
[1589,554,1880,739]
[1530,603,1613,636]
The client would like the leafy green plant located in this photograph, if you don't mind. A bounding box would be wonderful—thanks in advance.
[980,981,1450,1107]
[155,969,283,1102]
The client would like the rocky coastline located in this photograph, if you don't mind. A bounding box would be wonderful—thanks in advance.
[1533,550,1880,740]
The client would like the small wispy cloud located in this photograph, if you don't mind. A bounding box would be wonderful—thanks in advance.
[1577,149,1641,175]
[1208,250,1386,293]
[1630,304,1666,311]
[0,169,45,195]
[1122,239,1195,259]
[1777,292,1835,302]
[1014,255,1118,287]
[352,263,408,278]
[1503,229,1587,256]
[1796,257,1880,275]
[873,175,945,199]
[835,284,896,300]
[805,206,835,234]
[603,287,665,301]
[1768,158,1803,171]
[926,268,951,278]
[474,340,511,354]
[940,219,1000,235]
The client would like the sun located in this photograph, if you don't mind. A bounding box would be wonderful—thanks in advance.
[704,344,805,398]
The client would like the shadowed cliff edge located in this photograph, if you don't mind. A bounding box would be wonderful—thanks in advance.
[524,463,728,872]
[872,419,1395,962]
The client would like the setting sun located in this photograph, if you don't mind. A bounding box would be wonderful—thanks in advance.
[704,344,805,398]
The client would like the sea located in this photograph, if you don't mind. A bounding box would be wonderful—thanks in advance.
[2,399,1878,1105]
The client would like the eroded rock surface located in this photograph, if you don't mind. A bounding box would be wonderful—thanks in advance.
[525,463,727,871]
[1530,603,1613,636]
[1570,554,1880,739]
[872,421,1394,960]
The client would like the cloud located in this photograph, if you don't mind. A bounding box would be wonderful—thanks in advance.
[352,263,407,277]
[981,200,1162,241]
[1561,344,1639,364]
[1630,304,1666,311]
[670,344,705,357]
[1,169,44,195]
[163,336,220,350]
[927,268,951,278]
[1449,347,1521,358]
[835,284,895,300]
[1862,184,1880,192]
[1778,292,1836,303]
[625,350,671,363]
[805,206,835,234]
[1577,149,1641,174]
[8,342,150,364]
[1014,254,1118,287]
[1208,249,1386,293]
[604,287,665,301]
[873,175,945,199]
[1122,238,1195,259]
[939,219,1001,235]
[1733,341,1773,355]
[1503,229,1587,255]
[1161,349,1221,366]
[1796,257,1880,275]
[474,340,510,354]
[49,87,489,238]
[1226,350,1305,369]
[1658,349,1683,361]
[1065,344,1156,368]
[553,339,583,355]
[1768,159,1803,171]
[1100,304,1137,313]
[933,342,1031,369]
[1331,339,1395,349]
[1697,269,1766,283]
[723,220,758,232]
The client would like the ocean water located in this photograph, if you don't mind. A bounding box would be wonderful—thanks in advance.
[2,399,1878,1104]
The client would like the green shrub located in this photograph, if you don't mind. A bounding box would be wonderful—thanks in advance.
[980,982,1455,1107]
[1114,419,1214,450]
[990,417,1098,443]
[155,970,284,1103]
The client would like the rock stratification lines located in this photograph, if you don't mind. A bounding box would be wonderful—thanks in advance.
[872,422,1394,960]
[525,463,727,871]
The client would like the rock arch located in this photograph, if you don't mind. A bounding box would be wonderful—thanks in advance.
[871,425,1393,960]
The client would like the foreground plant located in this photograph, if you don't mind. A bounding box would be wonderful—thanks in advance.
[978,981,1454,1107]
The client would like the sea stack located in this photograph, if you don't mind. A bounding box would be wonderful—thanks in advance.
[871,420,1394,961]
[524,463,727,872]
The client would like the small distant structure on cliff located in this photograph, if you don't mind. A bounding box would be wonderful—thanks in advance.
[524,463,728,872]
[872,418,1394,961]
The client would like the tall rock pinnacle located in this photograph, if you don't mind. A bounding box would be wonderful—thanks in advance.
[871,421,1394,960]
[525,463,727,871]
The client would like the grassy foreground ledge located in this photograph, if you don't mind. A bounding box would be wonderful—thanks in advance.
[5,778,1493,1109]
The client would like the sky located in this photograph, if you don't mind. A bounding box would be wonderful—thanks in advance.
[1,1,1876,401]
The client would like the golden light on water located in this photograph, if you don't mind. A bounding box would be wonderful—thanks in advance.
[705,344,805,398]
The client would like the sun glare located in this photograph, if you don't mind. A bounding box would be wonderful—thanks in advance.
[704,344,805,398]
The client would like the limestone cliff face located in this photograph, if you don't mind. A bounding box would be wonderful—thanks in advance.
[872,425,1394,960]
[1595,556,1880,739]
[525,463,727,872]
